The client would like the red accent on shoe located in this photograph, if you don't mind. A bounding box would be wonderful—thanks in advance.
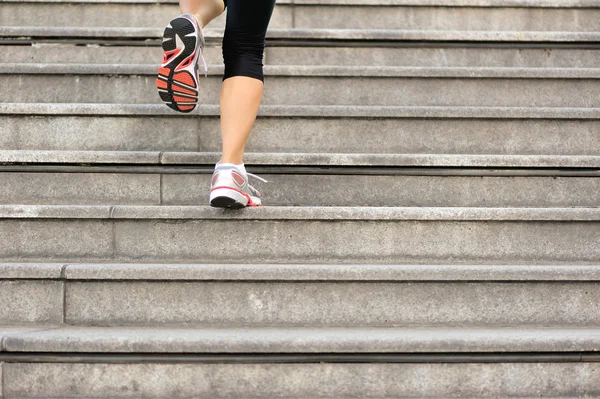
[174,72,196,88]
[231,171,246,187]
[173,95,195,103]
[155,79,168,89]
[172,84,197,96]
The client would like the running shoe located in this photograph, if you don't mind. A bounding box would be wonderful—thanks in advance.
[156,13,208,113]
[209,164,267,208]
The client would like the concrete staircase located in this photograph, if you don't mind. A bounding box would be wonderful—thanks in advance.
[1,0,600,397]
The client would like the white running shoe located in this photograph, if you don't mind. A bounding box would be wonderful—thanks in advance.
[209,164,266,208]
[156,13,208,113]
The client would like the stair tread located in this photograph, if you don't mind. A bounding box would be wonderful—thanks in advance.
[3,26,600,42]
[1,103,599,119]
[0,204,599,221]
[1,150,600,168]
[3,0,598,7]
[3,63,600,78]
[2,325,600,353]
[3,262,600,281]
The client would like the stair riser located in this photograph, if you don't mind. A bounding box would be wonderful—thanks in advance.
[63,281,600,326]
[0,281,62,325]
[2,3,599,31]
[5,362,600,398]
[7,279,600,326]
[1,218,599,264]
[4,74,598,107]
[6,45,600,68]
[3,115,600,155]
[2,172,600,207]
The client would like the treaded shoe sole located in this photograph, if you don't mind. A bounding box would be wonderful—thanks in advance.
[156,16,200,113]
[210,187,249,208]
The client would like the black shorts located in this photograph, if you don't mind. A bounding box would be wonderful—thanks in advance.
[221,0,276,82]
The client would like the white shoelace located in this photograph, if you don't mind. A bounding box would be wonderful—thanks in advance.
[247,172,268,183]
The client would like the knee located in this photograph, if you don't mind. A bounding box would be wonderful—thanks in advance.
[222,30,266,82]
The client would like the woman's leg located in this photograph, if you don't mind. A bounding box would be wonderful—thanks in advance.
[209,0,276,208]
[219,0,276,164]
[179,0,225,28]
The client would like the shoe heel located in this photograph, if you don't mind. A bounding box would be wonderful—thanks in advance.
[210,188,249,209]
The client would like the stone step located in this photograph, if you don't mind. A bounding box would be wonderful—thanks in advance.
[4,262,600,326]
[1,325,600,397]
[3,104,600,155]
[2,0,600,31]
[5,43,600,68]
[2,104,599,155]
[0,204,599,264]
[1,151,599,207]
[3,149,600,168]
[2,64,599,107]
[3,168,600,207]
[4,26,599,43]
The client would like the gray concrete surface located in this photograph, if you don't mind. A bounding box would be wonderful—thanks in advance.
[4,362,600,397]
[62,263,600,282]
[4,26,600,42]
[3,72,599,107]
[0,263,63,279]
[3,115,600,155]
[0,206,599,263]
[4,326,600,353]
[266,46,600,68]
[0,173,160,205]
[64,281,600,326]
[2,2,600,31]
[0,281,62,324]
[3,171,600,207]
[6,45,600,68]
[162,174,600,207]
[3,150,600,168]
[0,220,112,262]
[161,151,600,167]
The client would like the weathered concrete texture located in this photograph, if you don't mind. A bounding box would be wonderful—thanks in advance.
[162,152,600,168]
[2,2,599,31]
[3,115,600,155]
[0,43,225,66]
[0,150,159,164]
[65,281,600,326]
[5,326,600,353]
[5,103,599,119]
[0,263,63,279]
[3,74,599,107]
[0,220,112,262]
[0,173,160,205]
[6,45,600,69]
[112,218,600,264]
[2,205,600,221]
[300,5,600,31]
[163,174,600,207]
[0,281,62,324]
[4,362,600,398]
[63,263,600,282]
[4,26,600,42]
[0,207,599,263]
[4,150,600,168]
[0,3,292,29]
[0,115,202,152]
[267,47,600,68]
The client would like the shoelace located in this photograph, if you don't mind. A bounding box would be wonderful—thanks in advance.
[247,172,268,183]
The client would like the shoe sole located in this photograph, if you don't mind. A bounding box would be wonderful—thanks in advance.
[210,187,262,208]
[156,16,200,113]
